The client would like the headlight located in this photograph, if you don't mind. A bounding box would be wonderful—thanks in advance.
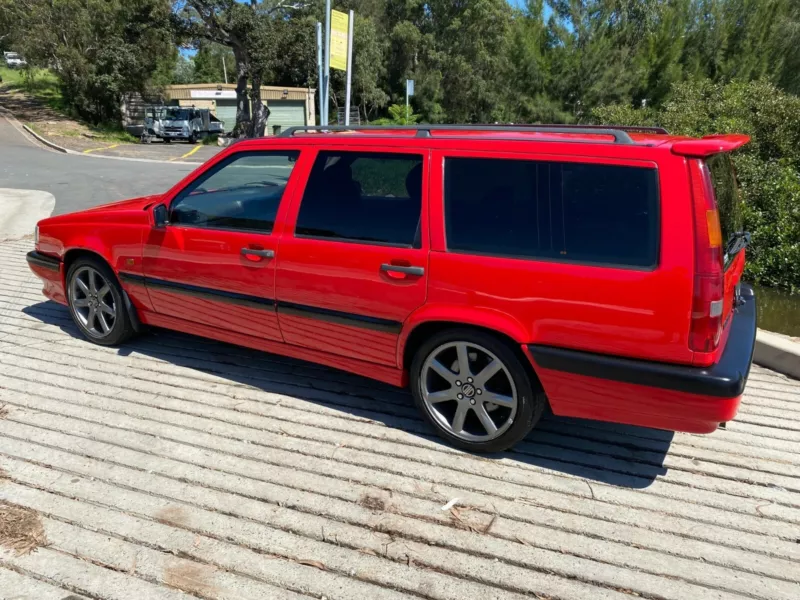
[34,225,39,245]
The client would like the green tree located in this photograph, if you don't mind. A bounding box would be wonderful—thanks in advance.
[371,103,421,125]
[192,41,234,83]
[594,79,800,292]
[6,0,176,124]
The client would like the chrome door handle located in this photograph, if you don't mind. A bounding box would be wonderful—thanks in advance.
[380,264,424,276]
[241,248,275,258]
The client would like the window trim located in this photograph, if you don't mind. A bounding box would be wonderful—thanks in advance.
[291,148,427,250]
[168,149,300,234]
[441,153,662,271]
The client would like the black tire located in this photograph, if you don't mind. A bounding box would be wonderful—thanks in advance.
[66,256,136,347]
[410,328,546,453]
[189,132,197,144]
[164,138,171,144]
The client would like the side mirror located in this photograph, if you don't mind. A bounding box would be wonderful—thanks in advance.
[153,203,169,228]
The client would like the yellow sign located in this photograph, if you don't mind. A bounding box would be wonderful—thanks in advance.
[330,10,349,71]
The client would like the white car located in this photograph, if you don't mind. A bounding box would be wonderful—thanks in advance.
[3,52,27,68]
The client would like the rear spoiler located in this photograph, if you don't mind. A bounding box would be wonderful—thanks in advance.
[671,134,750,158]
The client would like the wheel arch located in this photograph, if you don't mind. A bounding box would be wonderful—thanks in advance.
[62,247,143,333]
[400,307,536,373]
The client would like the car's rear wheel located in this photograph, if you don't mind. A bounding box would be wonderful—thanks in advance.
[410,329,546,453]
[66,257,135,346]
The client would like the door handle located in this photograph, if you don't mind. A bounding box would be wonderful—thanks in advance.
[241,248,275,259]
[380,264,424,276]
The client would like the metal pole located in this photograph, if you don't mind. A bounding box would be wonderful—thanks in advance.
[316,22,323,127]
[406,83,409,125]
[323,0,331,126]
[344,10,354,126]
[222,55,228,84]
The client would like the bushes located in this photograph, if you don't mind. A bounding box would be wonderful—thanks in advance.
[594,80,800,292]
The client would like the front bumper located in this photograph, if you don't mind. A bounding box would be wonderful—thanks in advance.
[26,250,67,305]
[526,285,757,433]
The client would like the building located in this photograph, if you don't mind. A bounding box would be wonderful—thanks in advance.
[122,83,315,136]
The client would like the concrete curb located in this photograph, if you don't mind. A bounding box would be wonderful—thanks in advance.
[754,329,800,380]
[21,124,69,153]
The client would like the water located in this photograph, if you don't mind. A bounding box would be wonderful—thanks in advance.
[751,284,800,338]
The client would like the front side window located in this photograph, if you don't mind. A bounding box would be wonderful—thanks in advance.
[444,157,659,268]
[295,151,423,247]
[170,151,299,232]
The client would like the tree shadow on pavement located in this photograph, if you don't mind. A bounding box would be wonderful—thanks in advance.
[23,300,673,489]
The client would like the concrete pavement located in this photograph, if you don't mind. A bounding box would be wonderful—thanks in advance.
[1,237,800,599]
[0,189,54,241]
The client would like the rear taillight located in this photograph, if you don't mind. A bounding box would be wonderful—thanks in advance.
[689,160,724,352]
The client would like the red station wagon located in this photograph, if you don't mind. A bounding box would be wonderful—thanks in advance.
[26,125,757,452]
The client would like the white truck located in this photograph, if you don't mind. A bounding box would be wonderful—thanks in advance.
[159,106,224,143]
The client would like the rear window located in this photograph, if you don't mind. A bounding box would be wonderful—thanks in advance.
[706,153,742,247]
[444,157,659,268]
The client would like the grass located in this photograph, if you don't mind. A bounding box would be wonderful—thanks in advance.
[0,66,66,112]
[90,123,138,143]
[202,134,219,145]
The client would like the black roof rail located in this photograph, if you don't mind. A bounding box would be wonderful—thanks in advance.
[278,124,638,144]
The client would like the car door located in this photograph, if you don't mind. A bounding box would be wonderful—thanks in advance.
[142,149,302,341]
[275,147,429,367]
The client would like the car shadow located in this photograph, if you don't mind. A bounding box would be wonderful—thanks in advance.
[22,300,673,489]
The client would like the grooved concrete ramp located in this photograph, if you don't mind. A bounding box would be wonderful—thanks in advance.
[0,238,798,600]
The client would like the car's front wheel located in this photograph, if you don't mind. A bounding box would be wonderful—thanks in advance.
[410,329,547,453]
[66,257,135,346]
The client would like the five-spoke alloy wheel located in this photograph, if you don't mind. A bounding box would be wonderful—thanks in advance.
[411,329,546,452]
[67,257,136,346]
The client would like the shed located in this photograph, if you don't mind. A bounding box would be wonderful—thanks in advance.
[163,84,315,135]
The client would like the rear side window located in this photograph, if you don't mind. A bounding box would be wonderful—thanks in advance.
[444,157,659,268]
[296,151,423,246]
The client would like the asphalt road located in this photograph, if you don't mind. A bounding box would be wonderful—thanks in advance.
[0,116,196,215]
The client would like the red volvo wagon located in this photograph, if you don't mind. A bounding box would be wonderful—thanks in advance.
[27,125,757,452]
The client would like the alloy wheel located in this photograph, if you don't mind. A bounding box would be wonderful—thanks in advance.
[69,266,117,339]
[420,341,518,442]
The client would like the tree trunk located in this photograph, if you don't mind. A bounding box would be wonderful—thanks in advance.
[232,45,251,138]
[249,73,268,138]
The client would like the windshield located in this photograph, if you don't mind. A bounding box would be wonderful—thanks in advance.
[706,153,744,257]
[166,109,191,121]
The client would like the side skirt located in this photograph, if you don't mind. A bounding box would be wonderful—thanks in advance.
[138,309,407,388]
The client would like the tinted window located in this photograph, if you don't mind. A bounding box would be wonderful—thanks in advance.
[296,151,423,246]
[706,153,742,246]
[171,151,299,232]
[444,158,659,268]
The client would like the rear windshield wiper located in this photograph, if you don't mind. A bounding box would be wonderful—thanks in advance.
[725,231,751,260]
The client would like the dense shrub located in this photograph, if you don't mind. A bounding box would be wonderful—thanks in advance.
[594,80,800,292]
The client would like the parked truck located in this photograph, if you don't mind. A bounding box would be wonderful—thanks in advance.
[128,105,225,144]
[159,106,224,143]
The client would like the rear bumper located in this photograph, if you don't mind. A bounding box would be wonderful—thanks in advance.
[526,284,757,433]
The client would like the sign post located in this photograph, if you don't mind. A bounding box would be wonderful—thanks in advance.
[316,22,323,126]
[344,10,354,126]
[406,79,415,124]
[323,0,331,125]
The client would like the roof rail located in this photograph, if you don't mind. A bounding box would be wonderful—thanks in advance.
[541,124,670,135]
[279,124,637,144]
